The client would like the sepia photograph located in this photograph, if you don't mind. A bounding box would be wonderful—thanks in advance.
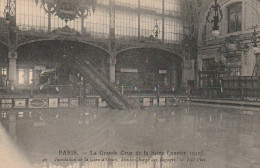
[0,0,259,167]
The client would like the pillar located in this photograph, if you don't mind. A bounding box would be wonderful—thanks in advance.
[109,56,116,83]
[109,0,116,84]
[8,50,17,87]
[8,111,17,141]
[0,59,2,86]
[138,0,140,38]
[162,0,165,42]
[254,47,260,76]
[24,69,29,85]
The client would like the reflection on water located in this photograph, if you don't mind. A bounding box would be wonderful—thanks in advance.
[0,103,260,168]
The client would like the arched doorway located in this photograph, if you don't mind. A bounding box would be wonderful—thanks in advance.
[116,48,182,93]
[17,40,110,86]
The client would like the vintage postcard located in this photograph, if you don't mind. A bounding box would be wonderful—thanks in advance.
[0,0,260,168]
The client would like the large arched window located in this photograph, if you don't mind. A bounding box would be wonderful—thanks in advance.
[228,2,242,33]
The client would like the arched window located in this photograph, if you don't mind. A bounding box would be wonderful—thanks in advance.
[228,2,242,33]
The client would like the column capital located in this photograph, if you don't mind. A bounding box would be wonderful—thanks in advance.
[110,56,116,65]
[8,50,17,59]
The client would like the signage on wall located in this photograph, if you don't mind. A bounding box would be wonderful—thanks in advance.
[2,99,12,104]
[14,99,26,108]
[28,98,48,108]
[2,104,12,109]
[1,99,13,109]
[60,98,69,107]
[121,69,138,73]
[49,98,58,108]
[153,98,158,105]
[159,70,167,74]
[143,98,150,107]
[159,98,166,106]
[70,98,79,107]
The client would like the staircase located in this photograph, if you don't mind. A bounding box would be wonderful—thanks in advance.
[73,57,135,110]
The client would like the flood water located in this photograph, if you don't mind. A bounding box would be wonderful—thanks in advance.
[0,103,260,168]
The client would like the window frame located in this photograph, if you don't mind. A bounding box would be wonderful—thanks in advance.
[227,2,242,34]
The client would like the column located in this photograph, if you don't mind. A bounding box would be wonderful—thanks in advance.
[109,0,116,50]
[0,58,2,86]
[162,0,165,42]
[8,50,17,87]
[32,69,38,85]
[254,48,260,76]
[109,56,116,83]
[48,11,51,33]
[138,0,140,38]
[24,69,29,85]
[109,0,116,84]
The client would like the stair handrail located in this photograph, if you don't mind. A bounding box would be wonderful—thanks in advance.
[76,58,134,107]
[74,57,135,109]
[76,63,125,109]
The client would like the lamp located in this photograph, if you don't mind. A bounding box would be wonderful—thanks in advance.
[153,19,160,38]
[5,12,11,25]
[4,0,11,25]
[35,0,97,23]
[206,0,223,38]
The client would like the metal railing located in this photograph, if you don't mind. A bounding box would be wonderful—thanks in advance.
[74,57,135,109]
[191,87,260,100]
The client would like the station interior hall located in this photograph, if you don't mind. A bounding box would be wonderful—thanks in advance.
[0,0,260,168]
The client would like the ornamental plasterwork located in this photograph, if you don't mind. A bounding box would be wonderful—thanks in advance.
[115,36,183,58]
[17,27,110,51]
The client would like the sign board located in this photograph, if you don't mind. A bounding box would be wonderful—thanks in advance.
[70,98,79,107]
[1,99,13,108]
[2,99,12,104]
[59,98,69,107]
[14,99,26,108]
[60,103,69,108]
[143,98,150,107]
[2,104,12,109]
[28,98,48,108]
[159,98,166,106]
[121,69,138,73]
[159,70,167,74]
[86,98,97,106]
[60,98,69,103]
[153,98,158,105]
[34,122,46,127]
[49,98,58,108]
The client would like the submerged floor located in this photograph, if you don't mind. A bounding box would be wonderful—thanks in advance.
[0,103,260,168]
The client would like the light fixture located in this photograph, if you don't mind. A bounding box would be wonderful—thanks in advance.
[206,0,223,38]
[4,0,11,25]
[5,12,11,25]
[35,0,97,23]
[153,19,160,38]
